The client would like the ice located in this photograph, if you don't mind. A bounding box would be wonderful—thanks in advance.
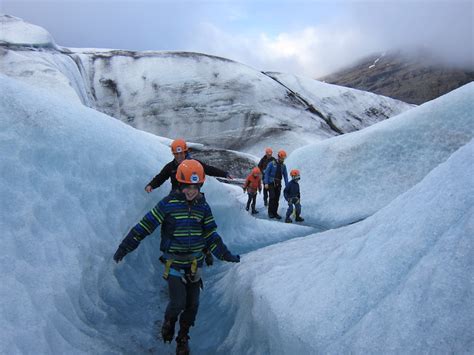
[1,15,472,355]
[0,16,413,156]
[0,74,313,354]
[200,139,473,354]
[0,14,56,48]
[285,83,474,228]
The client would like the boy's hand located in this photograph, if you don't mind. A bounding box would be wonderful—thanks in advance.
[205,253,214,266]
[145,185,153,193]
[264,184,269,190]
[223,252,240,263]
[113,247,127,263]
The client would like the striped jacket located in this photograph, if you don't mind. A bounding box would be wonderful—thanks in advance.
[118,191,231,269]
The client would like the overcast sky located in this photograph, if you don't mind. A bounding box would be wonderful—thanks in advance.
[2,0,473,77]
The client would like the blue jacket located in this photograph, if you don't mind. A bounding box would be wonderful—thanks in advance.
[283,180,300,200]
[264,160,288,186]
[117,191,231,269]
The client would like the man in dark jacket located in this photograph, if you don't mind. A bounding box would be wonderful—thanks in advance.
[257,147,275,206]
[264,150,288,219]
[145,139,231,193]
[114,160,240,355]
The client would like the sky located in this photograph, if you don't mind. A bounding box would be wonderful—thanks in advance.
[2,0,473,77]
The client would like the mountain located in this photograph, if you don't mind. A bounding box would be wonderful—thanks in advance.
[0,15,413,156]
[320,50,474,105]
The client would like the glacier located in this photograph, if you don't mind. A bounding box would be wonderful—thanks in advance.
[0,15,413,156]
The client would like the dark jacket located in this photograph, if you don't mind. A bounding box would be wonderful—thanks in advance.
[283,180,300,200]
[147,156,228,191]
[117,191,231,269]
[264,160,288,186]
[258,155,275,175]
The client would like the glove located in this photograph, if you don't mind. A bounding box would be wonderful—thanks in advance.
[223,252,240,263]
[205,251,214,266]
[113,247,128,263]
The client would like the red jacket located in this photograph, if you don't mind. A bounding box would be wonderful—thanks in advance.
[243,174,262,194]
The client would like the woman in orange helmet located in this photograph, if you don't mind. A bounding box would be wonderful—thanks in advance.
[145,138,231,194]
[114,160,240,355]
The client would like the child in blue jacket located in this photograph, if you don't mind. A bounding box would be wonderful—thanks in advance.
[283,169,304,223]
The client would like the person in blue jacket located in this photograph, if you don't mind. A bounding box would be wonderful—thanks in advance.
[263,150,289,219]
[284,169,305,223]
[113,160,240,355]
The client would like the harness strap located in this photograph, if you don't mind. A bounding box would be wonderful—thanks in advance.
[163,259,173,280]
[190,258,198,275]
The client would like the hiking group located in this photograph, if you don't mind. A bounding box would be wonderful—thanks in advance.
[250,147,304,223]
[113,139,302,355]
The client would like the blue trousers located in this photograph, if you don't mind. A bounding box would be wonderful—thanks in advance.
[286,199,301,219]
[165,275,201,326]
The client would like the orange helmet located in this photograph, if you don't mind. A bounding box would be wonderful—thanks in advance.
[290,169,300,178]
[251,167,261,176]
[171,139,188,154]
[278,150,287,159]
[176,160,205,184]
[265,147,273,155]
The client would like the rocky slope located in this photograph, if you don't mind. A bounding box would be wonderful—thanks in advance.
[320,50,474,105]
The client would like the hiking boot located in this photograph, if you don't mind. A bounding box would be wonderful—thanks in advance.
[245,206,249,211]
[285,218,292,223]
[161,316,176,343]
[274,214,282,220]
[176,320,191,355]
[295,216,305,222]
[268,213,276,219]
[176,335,190,355]
[251,209,259,214]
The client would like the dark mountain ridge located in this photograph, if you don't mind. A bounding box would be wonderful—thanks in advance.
[320,49,474,104]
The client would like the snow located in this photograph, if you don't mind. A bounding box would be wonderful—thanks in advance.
[285,83,474,228]
[0,15,56,48]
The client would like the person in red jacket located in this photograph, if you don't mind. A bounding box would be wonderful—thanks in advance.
[243,167,262,214]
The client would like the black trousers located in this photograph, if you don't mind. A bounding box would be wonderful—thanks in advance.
[165,275,201,326]
[263,187,269,204]
[268,182,282,216]
[246,192,257,211]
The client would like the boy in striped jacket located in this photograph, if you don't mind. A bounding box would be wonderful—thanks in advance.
[113,160,240,355]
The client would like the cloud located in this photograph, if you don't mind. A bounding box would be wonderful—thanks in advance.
[3,0,473,78]
[188,22,373,78]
